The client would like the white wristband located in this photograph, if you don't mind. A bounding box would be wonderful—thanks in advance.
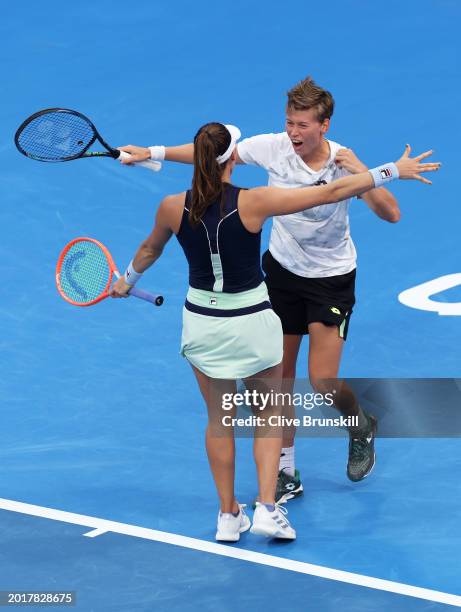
[124,260,143,287]
[368,162,399,188]
[148,145,166,161]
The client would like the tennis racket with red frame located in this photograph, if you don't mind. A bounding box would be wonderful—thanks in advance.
[56,238,163,307]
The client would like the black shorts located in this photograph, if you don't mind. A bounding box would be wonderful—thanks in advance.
[262,250,356,340]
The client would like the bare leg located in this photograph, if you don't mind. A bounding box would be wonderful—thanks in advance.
[191,365,238,514]
[308,322,377,482]
[281,335,303,448]
[192,359,285,509]
[243,362,284,505]
[307,322,359,415]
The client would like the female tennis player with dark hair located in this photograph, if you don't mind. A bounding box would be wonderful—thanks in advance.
[110,123,438,541]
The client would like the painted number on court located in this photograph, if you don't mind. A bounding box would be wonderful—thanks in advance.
[398,273,461,316]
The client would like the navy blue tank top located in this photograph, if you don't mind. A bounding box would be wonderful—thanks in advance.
[176,184,264,293]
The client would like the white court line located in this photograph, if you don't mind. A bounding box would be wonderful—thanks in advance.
[0,497,460,608]
[83,528,109,538]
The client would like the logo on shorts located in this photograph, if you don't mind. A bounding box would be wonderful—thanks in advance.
[210,297,217,306]
[330,307,341,315]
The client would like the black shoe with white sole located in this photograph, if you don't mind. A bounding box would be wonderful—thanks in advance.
[275,468,304,503]
[347,414,378,482]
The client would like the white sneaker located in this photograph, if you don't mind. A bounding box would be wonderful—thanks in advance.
[216,504,251,542]
[250,502,296,539]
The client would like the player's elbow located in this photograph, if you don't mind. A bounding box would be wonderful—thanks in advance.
[383,194,400,223]
[386,208,401,223]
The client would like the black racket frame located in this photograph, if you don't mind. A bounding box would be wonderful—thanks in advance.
[14,108,122,162]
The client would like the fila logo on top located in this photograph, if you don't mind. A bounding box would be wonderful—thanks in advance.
[380,167,393,179]
[398,273,461,316]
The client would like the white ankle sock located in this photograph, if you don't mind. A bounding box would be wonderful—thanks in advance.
[279,446,295,476]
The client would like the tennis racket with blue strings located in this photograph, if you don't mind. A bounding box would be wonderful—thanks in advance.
[56,238,163,307]
[15,108,161,171]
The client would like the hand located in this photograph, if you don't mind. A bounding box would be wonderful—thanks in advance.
[117,145,150,164]
[110,277,132,298]
[335,148,368,174]
[395,145,441,184]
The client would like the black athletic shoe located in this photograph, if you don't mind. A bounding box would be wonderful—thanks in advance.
[275,468,304,504]
[347,414,378,482]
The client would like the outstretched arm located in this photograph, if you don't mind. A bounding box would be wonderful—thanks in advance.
[244,146,440,227]
[117,143,246,165]
[117,142,246,165]
[117,143,194,164]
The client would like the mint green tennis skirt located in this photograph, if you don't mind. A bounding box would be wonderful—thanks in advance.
[180,282,283,379]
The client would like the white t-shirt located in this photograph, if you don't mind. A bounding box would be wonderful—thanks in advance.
[237,132,357,278]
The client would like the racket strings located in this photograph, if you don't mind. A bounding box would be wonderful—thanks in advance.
[17,112,94,161]
[59,241,111,304]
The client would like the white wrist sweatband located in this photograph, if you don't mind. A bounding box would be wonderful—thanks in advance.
[148,145,166,161]
[368,162,399,188]
[124,260,143,287]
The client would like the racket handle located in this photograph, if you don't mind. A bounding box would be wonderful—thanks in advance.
[129,286,164,306]
[117,150,161,172]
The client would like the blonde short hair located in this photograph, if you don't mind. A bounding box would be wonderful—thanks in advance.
[287,76,334,122]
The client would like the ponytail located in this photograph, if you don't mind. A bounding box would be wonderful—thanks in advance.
[190,123,231,227]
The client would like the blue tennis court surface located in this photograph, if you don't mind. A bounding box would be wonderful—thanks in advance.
[1,1,460,610]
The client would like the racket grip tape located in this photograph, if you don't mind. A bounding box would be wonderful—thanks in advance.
[128,286,164,306]
[117,150,161,172]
